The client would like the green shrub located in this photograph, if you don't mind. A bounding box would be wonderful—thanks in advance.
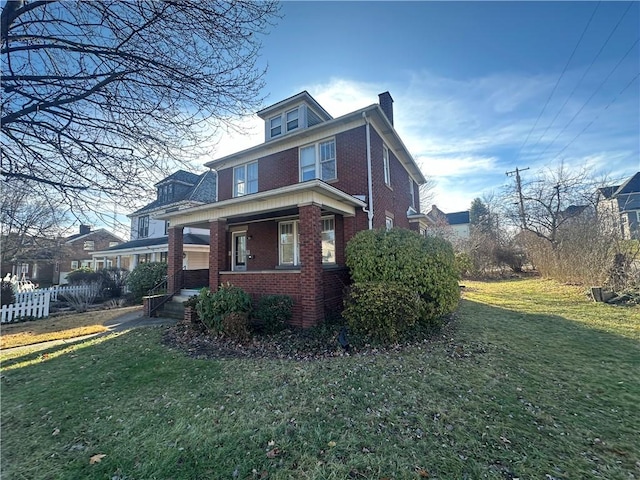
[125,262,168,303]
[345,228,460,326]
[254,294,293,334]
[98,267,129,298]
[1,281,15,306]
[343,282,424,343]
[195,283,252,334]
[66,267,101,285]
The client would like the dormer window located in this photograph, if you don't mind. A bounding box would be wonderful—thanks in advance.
[286,108,299,131]
[159,183,174,202]
[270,116,282,138]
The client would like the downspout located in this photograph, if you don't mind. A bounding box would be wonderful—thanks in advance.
[363,112,374,230]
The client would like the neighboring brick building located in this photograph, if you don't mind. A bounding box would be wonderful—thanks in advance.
[159,91,429,327]
[59,226,124,284]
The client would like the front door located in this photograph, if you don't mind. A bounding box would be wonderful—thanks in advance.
[232,231,247,271]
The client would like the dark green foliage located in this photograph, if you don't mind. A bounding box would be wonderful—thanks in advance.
[98,267,129,298]
[1,281,15,306]
[195,283,252,334]
[254,294,293,334]
[343,282,424,343]
[345,228,460,323]
[125,262,168,303]
[66,267,101,285]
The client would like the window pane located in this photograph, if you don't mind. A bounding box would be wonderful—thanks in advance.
[321,218,335,264]
[286,109,299,131]
[247,162,258,194]
[300,145,316,181]
[383,146,391,185]
[280,223,294,264]
[234,166,246,196]
[320,140,336,181]
[270,116,282,137]
[321,161,335,180]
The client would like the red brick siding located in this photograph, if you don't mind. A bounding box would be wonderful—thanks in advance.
[298,204,323,328]
[209,220,227,289]
[220,272,303,327]
[244,221,279,270]
[64,231,122,272]
[167,227,183,293]
[183,269,209,289]
[323,267,350,316]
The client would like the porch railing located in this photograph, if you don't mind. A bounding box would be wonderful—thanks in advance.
[145,269,183,317]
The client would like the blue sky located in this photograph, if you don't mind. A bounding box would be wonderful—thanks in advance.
[212,1,640,213]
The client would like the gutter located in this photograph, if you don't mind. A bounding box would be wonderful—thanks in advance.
[363,111,374,230]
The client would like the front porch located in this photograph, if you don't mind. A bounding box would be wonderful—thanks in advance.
[162,181,367,328]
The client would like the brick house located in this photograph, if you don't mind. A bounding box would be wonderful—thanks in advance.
[91,170,217,277]
[59,226,124,284]
[158,91,429,327]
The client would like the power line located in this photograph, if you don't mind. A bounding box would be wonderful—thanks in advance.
[513,1,601,162]
[528,1,635,154]
[550,72,639,163]
[538,37,639,160]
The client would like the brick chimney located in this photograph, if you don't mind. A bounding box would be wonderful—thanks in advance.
[378,91,394,126]
[79,225,91,235]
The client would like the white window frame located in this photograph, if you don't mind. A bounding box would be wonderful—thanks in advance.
[286,108,299,131]
[83,240,95,251]
[138,215,149,238]
[383,144,391,186]
[299,138,336,182]
[279,220,300,266]
[386,216,394,230]
[71,260,79,269]
[233,161,258,197]
[409,175,415,208]
[321,216,336,264]
[232,231,247,271]
[109,241,119,248]
[270,115,282,138]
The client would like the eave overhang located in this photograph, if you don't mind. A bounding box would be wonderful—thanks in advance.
[157,180,367,228]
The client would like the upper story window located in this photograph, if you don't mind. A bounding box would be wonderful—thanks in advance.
[138,215,149,238]
[409,175,415,208]
[383,145,391,186]
[270,116,282,138]
[268,107,300,140]
[286,108,299,131]
[83,240,95,251]
[109,241,119,248]
[300,138,336,182]
[158,183,174,202]
[233,161,258,197]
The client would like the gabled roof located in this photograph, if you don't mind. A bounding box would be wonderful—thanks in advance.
[614,172,640,196]
[598,185,619,199]
[65,228,122,244]
[132,170,217,216]
[445,211,470,225]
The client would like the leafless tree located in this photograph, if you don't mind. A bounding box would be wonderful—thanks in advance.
[1,0,279,220]
[419,175,437,214]
[0,182,70,266]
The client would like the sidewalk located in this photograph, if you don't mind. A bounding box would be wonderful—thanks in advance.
[1,309,178,356]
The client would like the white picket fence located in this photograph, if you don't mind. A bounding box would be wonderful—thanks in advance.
[13,284,90,304]
[1,291,51,323]
[2,285,91,323]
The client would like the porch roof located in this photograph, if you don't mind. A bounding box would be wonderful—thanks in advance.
[157,180,367,228]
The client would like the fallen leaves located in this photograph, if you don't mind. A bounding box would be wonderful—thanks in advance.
[89,453,106,464]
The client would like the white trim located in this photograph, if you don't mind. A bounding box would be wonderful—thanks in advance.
[299,137,336,182]
[232,231,247,271]
[279,220,300,266]
[383,144,391,186]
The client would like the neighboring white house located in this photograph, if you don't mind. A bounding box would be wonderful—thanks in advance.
[91,170,217,270]
[597,172,640,240]
[425,205,470,241]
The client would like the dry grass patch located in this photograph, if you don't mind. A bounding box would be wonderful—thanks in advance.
[0,306,141,349]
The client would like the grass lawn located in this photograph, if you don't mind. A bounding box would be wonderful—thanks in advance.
[1,278,638,479]
[0,306,142,350]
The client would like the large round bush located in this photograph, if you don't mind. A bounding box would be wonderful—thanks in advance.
[125,262,167,303]
[345,228,460,327]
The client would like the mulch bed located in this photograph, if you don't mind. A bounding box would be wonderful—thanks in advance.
[162,316,457,361]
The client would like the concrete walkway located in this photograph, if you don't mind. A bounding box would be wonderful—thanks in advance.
[1,309,178,356]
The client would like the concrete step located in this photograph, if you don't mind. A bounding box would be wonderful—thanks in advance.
[157,300,185,320]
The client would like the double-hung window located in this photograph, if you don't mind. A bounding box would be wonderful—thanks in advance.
[409,175,415,208]
[279,221,299,266]
[299,138,336,182]
[138,215,149,238]
[286,108,299,131]
[234,162,258,197]
[383,145,391,186]
[321,217,335,264]
[270,116,282,138]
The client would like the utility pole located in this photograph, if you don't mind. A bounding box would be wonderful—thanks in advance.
[506,167,529,229]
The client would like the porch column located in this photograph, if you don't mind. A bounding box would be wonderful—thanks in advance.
[299,203,323,328]
[209,219,227,290]
[167,226,184,294]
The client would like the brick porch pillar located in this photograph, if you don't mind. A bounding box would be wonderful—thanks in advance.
[209,219,227,291]
[167,226,183,294]
[299,203,323,328]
